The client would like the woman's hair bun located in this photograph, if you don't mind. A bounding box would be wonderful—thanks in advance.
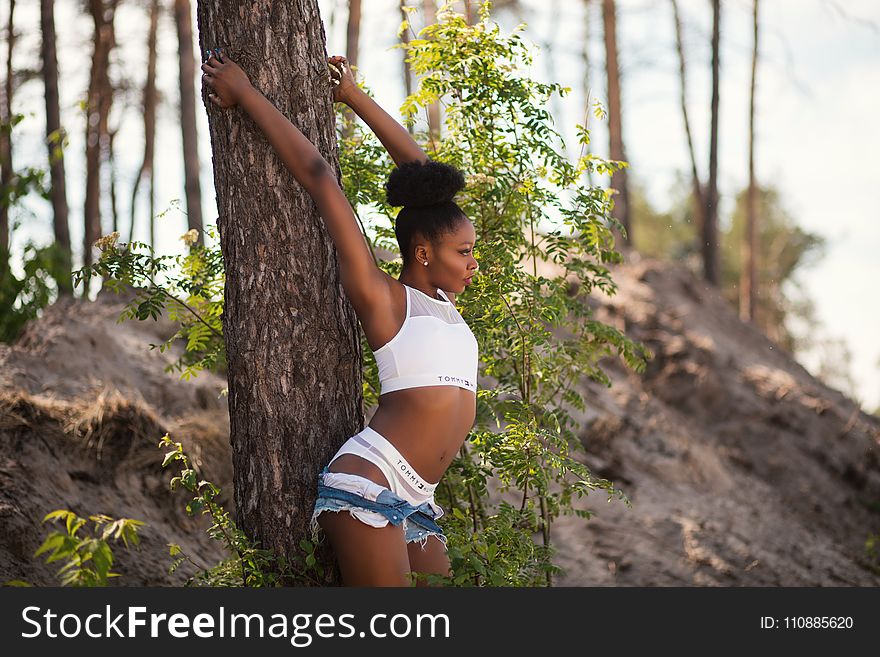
[385,159,465,208]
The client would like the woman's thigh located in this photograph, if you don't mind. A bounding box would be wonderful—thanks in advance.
[407,535,451,587]
[317,510,412,586]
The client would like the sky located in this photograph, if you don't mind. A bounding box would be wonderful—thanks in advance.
[5,0,879,410]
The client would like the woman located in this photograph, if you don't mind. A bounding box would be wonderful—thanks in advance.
[201,50,479,586]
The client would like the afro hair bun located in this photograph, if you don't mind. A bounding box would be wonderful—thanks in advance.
[385,159,465,208]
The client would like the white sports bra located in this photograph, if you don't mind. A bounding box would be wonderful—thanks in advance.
[373,284,478,395]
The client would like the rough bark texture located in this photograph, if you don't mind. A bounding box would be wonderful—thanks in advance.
[174,0,204,240]
[704,0,721,285]
[740,0,759,322]
[196,0,363,584]
[83,0,117,297]
[41,0,72,294]
[602,0,630,245]
[0,0,14,260]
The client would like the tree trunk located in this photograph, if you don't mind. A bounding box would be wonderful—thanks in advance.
[40,0,72,294]
[543,0,565,153]
[345,0,361,71]
[196,0,363,585]
[399,0,414,135]
[422,0,441,145]
[670,0,705,255]
[129,0,158,249]
[109,126,120,234]
[84,0,117,297]
[463,0,478,25]
[341,0,361,136]
[0,0,14,262]
[602,0,630,245]
[174,0,204,241]
[580,0,594,187]
[148,0,160,249]
[704,0,721,285]
[740,0,759,321]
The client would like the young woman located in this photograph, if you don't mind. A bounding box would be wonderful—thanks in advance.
[201,50,479,586]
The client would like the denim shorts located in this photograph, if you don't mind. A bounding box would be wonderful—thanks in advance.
[310,465,447,551]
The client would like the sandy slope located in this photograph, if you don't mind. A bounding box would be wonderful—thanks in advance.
[1,251,877,586]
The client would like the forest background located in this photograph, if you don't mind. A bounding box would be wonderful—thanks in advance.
[2,0,878,413]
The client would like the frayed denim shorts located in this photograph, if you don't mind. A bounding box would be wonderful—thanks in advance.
[310,465,447,551]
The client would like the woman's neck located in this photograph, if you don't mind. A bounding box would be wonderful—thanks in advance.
[398,268,443,301]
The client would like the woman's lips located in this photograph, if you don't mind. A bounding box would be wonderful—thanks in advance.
[464,275,473,285]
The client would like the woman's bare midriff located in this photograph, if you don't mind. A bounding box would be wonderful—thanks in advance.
[327,385,476,488]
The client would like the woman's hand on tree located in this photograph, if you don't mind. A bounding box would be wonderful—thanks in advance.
[328,55,358,105]
[201,49,252,109]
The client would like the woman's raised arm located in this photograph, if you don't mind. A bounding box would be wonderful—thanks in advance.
[329,55,427,167]
[201,51,391,316]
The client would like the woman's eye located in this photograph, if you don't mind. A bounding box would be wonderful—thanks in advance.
[460,250,471,255]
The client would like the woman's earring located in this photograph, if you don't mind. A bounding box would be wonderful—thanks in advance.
[423,261,428,266]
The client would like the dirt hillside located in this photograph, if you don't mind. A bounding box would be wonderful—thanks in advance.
[1,251,878,586]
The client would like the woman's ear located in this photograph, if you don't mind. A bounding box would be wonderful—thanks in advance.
[414,244,428,266]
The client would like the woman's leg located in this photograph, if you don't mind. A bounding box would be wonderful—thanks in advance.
[407,536,451,587]
[317,510,412,586]
[319,454,413,586]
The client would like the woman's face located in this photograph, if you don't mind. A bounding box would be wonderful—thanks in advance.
[417,218,479,293]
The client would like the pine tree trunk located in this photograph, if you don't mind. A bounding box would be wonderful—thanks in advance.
[740,0,759,321]
[174,0,204,241]
[399,0,414,135]
[341,0,361,136]
[602,0,630,245]
[129,0,158,248]
[41,0,72,294]
[0,0,14,262]
[84,0,116,296]
[704,0,721,285]
[670,0,705,255]
[345,0,361,71]
[580,0,594,187]
[422,0,441,145]
[196,0,363,585]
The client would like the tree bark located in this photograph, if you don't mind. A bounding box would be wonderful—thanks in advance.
[196,0,363,585]
[174,0,204,241]
[41,0,72,294]
[0,0,14,262]
[83,0,117,297]
[128,0,159,249]
[602,0,630,244]
[704,0,721,285]
[670,0,705,254]
[740,0,759,321]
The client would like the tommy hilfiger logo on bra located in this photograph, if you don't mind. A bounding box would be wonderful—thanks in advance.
[437,375,474,389]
